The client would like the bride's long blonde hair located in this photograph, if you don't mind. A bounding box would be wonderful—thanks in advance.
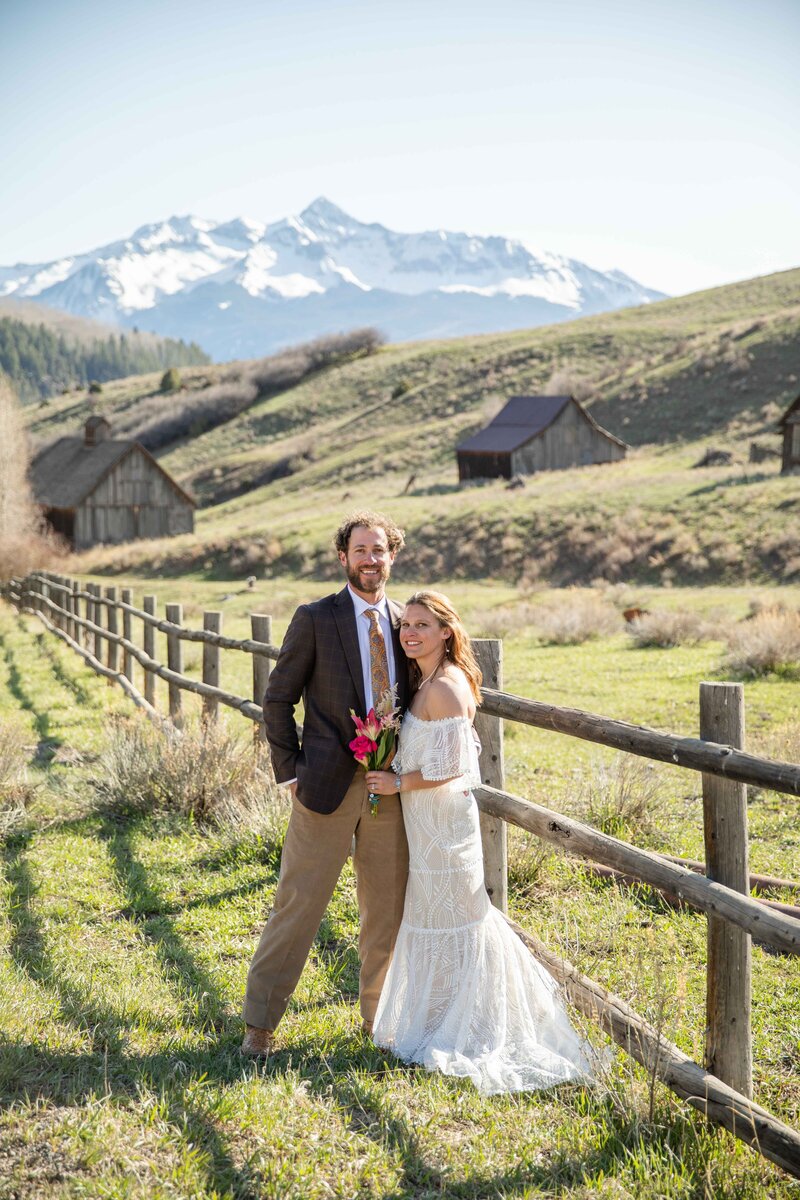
[404,590,482,704]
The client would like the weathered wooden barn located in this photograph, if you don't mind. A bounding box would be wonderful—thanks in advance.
[778,394,800,473]
[456,395,628,482]
[30,417,195,549]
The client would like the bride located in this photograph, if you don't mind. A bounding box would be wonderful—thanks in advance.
[365,590,600,1095]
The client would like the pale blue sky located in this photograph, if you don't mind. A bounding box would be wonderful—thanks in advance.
[1,0,798,295]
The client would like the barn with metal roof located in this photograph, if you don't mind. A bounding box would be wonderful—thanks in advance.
[456,395,627,482]
[30,417,195,549]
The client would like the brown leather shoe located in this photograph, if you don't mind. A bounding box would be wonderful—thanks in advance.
[240,1024,275,1057]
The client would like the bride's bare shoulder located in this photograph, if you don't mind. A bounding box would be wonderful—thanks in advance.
[426,671,472,720]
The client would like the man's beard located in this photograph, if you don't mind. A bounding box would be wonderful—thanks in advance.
[346,561,390,594]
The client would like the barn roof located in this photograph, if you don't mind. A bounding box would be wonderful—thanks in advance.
[457,395,627,454]
[778,394,800,426]
[30,437,196,509]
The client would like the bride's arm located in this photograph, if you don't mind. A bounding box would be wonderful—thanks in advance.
[366,678,473,795]
[365,766,460,795]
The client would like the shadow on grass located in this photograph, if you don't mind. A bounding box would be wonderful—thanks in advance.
[34,631,94,707]
[0,814,267,1197]
[94,807,257,1035]
[268,1036,708,1198]
[0,632,61,760]
[0,807,718,1198]
[688,469,775,496]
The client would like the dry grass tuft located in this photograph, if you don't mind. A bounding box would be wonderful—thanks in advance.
[724,607,800,676]
[626,610,708,648]
[507,832,553,898]
[530,590,622,645]
[582,755,665,841]
[0,724,35,838]
[93,716,289,835]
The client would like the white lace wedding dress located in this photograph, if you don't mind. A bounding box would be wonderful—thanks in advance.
[373,712,599,1095]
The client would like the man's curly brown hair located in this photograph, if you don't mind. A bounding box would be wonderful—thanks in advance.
[334,511,406,557]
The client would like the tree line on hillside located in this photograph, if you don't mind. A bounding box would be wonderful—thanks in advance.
[118,327,384,452]
[0,316,210,403]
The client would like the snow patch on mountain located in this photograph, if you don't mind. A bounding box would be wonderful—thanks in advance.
[0,198,666,359]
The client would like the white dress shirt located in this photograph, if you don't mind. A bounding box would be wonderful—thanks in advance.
[347,585,397,712]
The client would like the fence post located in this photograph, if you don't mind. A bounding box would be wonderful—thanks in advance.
[250,614,272,747]
[39,575,49,622]
[700,681,752,1098]
[65,575,75,641]
[121,588,133,683]
[84,581,93,651]
[72,580,82,646]
[90,585,103,662]
[165,602,183,726]
[54,574,65,633]
[143,595,157,708]
[105,586,118,678]
[202,611,222,724]
[473,638,508,913]
[57,575,67,633]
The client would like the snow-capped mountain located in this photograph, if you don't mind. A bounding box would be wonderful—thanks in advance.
[1,199,666,360]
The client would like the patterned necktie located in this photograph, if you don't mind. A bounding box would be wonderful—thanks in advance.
[365,608,390,709]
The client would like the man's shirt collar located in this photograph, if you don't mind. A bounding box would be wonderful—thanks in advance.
[347,585,389,618]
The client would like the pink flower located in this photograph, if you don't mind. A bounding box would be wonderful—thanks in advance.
[351,708,381,740]
[349,734,378,763]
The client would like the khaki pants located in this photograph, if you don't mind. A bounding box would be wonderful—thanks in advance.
[243,773,409,1031]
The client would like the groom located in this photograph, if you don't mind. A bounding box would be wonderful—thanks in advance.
[242,511,410,1055]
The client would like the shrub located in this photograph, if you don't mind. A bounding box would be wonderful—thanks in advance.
[0,376,64,579]
[160,366,182,393]
[93,716,289,834]
[582,755,665,842]
[530,590,621,644]
[88,380,103,394]
[626,610,707,649]
[544,366,595,401]
[724,608,800,676]
[132,381,259,450]
[248,327,384,394]
[124,328,384,453]
[507,832,553,897]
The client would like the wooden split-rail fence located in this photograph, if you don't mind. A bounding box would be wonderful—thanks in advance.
[4,569,800,1180]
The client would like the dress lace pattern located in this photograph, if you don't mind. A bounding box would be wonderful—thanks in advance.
[373,712,599,1094]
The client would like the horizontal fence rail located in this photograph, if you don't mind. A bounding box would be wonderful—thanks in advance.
[480,689,800,798]
[3,570,799,1180]
[474,785,800,955]
[507,917,800,1179]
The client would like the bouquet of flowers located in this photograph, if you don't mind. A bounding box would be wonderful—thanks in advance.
[349,684,401,816]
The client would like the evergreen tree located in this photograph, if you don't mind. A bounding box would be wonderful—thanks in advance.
[0,316,211,403]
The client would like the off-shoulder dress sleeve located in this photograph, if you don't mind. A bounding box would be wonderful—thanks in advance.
[420,717,482,787]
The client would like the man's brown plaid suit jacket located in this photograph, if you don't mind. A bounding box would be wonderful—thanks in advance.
[263,587,409,814]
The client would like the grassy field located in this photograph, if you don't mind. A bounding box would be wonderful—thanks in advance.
[1,580,798,1199]
[8,266,800,1194]
[24,266,800,587]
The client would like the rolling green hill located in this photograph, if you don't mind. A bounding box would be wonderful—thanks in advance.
[25,267,800,586]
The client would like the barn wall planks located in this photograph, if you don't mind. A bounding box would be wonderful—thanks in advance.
[73,446,194,548]
[512,403,626,475]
